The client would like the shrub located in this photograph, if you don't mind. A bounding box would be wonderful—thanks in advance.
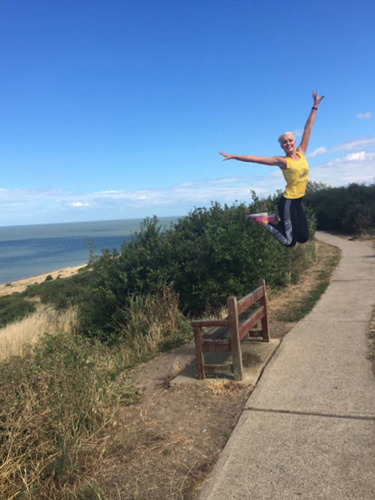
[18,196,316,343]
[24,267,93,310]
[78,200,315,340]
[163,201,290,314]
[0,293,36,328]
[305,183,375,235]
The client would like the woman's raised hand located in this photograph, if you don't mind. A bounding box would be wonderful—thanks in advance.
[312,89,325,107]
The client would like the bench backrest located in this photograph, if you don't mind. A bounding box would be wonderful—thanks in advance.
[236,283,265,315]
[227,279,268,343]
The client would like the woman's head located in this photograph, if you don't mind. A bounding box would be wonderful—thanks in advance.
[278,132,296,154]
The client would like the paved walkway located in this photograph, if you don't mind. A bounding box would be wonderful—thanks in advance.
[199,233,375,500]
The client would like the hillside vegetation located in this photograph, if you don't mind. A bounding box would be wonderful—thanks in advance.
[1,184,370,498]
[305,182,375,235]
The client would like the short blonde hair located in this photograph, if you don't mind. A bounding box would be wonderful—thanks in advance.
[278,131,295,145]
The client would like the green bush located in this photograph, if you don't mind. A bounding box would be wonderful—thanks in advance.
[17,195,315,343]
[163,201,290,313]
[78,199,315,340]
[0,294,36,327]
[24,267,93,310]
[305,183,375,234]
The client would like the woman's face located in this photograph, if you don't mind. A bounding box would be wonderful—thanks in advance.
[280,134,296,154]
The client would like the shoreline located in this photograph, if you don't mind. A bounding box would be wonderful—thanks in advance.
[0,264,87,297]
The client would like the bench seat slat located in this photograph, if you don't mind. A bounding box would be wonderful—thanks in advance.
[202,338,230,344]
[202,325,229,339]
[191,319,229,328]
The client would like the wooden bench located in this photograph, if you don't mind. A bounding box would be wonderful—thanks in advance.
[191,279,270,381]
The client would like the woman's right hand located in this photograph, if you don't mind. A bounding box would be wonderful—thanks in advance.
[219,152,232,161]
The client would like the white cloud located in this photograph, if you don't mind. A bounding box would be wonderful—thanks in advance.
[344,151,367,161]
[1,135,374,225]
[0,176,283,225]
[307,147,328,158]
[71,202,91,208]
[210,177,241,184]
[310,151,375,186]
[3,150,374,226]
[356,112,372,120]
[306,137,375,159]
[333,137,375,151]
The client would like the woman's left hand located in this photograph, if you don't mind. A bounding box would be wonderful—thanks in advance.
[312,89,325,107]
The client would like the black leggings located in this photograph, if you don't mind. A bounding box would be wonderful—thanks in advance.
[265,196,309,247]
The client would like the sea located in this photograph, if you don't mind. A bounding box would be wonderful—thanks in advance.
[0,217,180,284]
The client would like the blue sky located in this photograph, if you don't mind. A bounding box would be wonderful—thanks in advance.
[0,0,374,226]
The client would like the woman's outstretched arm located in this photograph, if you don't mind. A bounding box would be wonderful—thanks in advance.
[219,152,287,169]
[297,90,325,155]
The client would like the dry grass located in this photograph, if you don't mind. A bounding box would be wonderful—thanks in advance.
[0,329,133,499]
[117,286,191,365]
[0,286,190,499]
[0,304,78,361]
[205,379,245,395]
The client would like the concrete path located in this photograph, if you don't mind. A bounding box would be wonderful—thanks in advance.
[198,233,375,500]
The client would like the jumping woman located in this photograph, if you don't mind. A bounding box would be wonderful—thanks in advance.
[219,90,324,247]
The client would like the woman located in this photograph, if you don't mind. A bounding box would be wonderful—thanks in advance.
[219,90,324,247]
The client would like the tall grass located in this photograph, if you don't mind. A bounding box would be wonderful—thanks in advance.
[0,331,134,499]
[0,305,78,361]
[0,286,190,499]
[118,286,192,363]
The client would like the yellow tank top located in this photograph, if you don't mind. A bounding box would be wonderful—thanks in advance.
[282,151,309,199]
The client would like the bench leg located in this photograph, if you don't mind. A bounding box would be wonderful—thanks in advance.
[227,296,243,381]
[258,279,270,342]
[193,326,205,379]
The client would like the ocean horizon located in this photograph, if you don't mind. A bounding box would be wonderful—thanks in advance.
[0,216,180,284]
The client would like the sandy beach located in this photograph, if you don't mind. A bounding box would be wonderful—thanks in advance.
[0,265,86,297]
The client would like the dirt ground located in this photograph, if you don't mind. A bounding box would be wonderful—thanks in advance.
[96,240,341,500]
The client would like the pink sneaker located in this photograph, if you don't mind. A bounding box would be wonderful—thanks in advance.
[268,213,278,224]
[247,212,269,225]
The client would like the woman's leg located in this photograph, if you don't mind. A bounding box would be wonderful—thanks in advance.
[263,197,307,247]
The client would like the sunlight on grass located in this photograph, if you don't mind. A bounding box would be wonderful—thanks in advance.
[0,305,78,361]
